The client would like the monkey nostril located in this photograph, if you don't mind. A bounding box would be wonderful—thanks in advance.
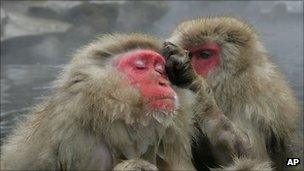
[159,82,166,87]
[159,81,168,87]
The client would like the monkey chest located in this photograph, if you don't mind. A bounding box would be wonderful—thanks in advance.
[109,123,165,163]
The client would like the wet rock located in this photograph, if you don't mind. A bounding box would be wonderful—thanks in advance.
[27,1,120,35]
[1,10,71,41]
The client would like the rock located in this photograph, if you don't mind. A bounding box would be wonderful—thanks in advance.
[1,9,71,41]
[116,1,169,32]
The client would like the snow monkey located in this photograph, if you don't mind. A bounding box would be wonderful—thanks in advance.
[164,16,302,170]
[1,34,196,170]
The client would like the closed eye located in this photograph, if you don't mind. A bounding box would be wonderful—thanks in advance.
[134,59,147,69]
[155,63,164,74]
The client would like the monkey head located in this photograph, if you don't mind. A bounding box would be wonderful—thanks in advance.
[57,34,178,130]
[168,16,264,82]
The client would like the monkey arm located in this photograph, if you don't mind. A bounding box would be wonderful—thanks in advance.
[159,117,196,170]
[162,42,253,163]
[284,131,303,170]
[256,79,304,170]
[57,130,113,170]
[191,79,256,165]
[266,115,303,170]
[275,131,304,170]
[193,85,253,163]
[0,115,114,170]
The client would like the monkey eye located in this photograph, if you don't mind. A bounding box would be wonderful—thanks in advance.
[198,50,212,59]
[134,59,146,69]
[155,63,164,74]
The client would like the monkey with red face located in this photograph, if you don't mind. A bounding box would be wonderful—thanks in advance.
[0,34,195,170]
[164,16,302,170]
[162,42,266,170]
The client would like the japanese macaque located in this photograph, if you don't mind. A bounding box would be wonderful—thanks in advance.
[0,34,195,170]
[165,16,302,170]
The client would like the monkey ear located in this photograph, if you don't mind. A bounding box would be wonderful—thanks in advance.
[66,73,87,88]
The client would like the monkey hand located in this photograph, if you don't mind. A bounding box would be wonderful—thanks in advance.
[162,41,200,91]
[113,159,158,171]
[193,86,252,159]
[199,114,252,160]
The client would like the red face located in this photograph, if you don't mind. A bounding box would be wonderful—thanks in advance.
[186,42,221,77]
[114,50,177,111]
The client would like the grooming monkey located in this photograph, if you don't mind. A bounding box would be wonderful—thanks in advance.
[163,42,271,171]
[1,34,196,170]
[164,16,302,170]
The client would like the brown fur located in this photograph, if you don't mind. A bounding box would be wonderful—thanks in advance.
[0,34,195,170]
[212,158,272,171]
[168,16,302,170]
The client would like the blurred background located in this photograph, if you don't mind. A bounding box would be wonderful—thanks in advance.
[1,1,303,143]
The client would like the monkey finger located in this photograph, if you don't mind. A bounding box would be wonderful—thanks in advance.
[162,43,178,59]
[165,62,177,81]
[163,41,177,47]
[162,44,183,58]
[162,46,173,60]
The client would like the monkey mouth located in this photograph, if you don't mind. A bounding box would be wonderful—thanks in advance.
[146,96,176,112]
[153,96,175,100]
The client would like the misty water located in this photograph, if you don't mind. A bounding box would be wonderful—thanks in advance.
[1,1,303,142]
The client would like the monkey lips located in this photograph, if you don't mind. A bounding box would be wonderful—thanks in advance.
[142,90,177,111]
